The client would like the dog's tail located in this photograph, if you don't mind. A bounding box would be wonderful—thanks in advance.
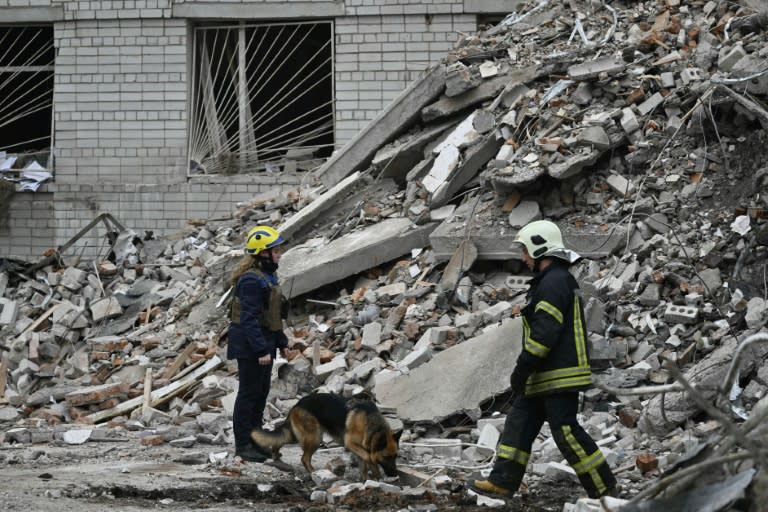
[251,420,295,451]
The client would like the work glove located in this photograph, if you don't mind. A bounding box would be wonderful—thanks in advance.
[509,367,528,393]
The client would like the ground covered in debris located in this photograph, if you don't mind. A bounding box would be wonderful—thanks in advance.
[0,442,585,511]
[3,0,768,511]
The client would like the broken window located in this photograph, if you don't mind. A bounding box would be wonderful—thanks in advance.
[0,26,55,172]
[188,20,334,176]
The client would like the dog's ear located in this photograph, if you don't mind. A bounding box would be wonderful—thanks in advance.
[393,430,403,443]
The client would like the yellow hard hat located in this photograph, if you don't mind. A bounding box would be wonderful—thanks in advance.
[244,225,285,255]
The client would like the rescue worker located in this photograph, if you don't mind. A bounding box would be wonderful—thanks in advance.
[472,220,618,499]
[228,225,289,462]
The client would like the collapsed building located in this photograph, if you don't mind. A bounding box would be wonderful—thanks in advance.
[2,0,768,510]
[0,0,502,260]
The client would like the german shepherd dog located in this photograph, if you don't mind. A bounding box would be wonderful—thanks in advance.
[251,393,401,478]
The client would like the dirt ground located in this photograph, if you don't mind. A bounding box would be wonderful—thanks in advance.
[0,441,584,511]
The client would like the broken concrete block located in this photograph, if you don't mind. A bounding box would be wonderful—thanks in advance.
[493,144,516,167]
[718,44,746,72]
[660,72,676,88]
[505,275,532,291]
[584,297,606,334]
[501,83,531,108]
[64,382,127,407]
[377,318,522,422]
[280,218,435,299]
[663,304,699,325]
[90,296,123,322]
[397,345,431,371]
[639,283,661,306]
[606,174,635,196]
[644,213,670,234]
[445,62,481,97]
[568,57,625,81]
[314,354,347,380]
[479,60,499,78]
[731,54,768,95]
[620,108,640,134]
[432,133,502,208]
[434,112,481,153]
[422,144,460,194]
[481,301,512,324]
[508,200,541,228]
[745,297,766,329]
[477,422,500,453]
[414,326,453,351]
[62,429,92,445]
[545,461,579,482]
[362,322,382,348]
[348,357,383,381]
[577,126,611,151]
[637,92,665,116]
[0,298,18,325]
[0,407,20,422]
[61,267,87,291]
[547,150,600,180]
[430,205,456,222]
[680,67,704,84]
[571,82,593,106]
[473,110,496,134]
[431,63,539,118]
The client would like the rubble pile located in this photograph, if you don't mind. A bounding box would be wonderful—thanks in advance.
[3,0,768,509]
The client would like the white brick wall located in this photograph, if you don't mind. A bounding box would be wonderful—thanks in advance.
[334,11,475,142]
[52,17,188,185]
[1,177,301,261]
[1,1,483,260]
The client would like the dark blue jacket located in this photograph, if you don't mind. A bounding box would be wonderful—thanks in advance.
[226,269,288,360]
[516,261,592,396]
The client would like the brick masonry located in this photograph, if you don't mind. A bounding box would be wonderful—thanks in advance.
[0,1,507,260]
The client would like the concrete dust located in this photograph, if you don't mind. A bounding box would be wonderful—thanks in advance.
[0,441,580,512]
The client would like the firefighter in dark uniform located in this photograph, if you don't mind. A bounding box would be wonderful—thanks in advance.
[472,220,618,499]
[227,225,288,462]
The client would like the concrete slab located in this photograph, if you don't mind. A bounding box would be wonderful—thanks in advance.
[431,133,503,207]
[375,318,523,422]
[568,56,626,81]
[279,218,437,298]
[440,240,478,292]
[373,121,456,182]
[429,199,627,261]
[547,149,601,180]
[279,173,360,241]
[315,64,446,188]
[421,66,538,122]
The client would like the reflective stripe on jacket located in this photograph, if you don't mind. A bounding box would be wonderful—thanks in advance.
[517,261,591,396]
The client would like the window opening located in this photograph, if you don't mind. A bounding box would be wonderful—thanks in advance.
[0,25,55,181]
[189,20,334,175]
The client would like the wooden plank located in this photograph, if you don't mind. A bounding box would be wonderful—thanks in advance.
[0,351,9,404]
[16,304,60,339]
[142,368,152,415]
[161,342,198,380]
[86,355,223,423]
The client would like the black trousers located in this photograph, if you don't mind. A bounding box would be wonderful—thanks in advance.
[489,392,616,498]
[233,358,273,451]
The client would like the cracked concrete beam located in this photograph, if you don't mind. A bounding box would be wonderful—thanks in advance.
[314,64,446,189]
[278,218,437,299]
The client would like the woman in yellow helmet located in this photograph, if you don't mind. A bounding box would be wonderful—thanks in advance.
[227,225,288,462]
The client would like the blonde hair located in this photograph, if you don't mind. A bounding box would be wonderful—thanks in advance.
[229,254,257,286]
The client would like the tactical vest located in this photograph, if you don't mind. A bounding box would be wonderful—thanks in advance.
[229,269,284,331]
